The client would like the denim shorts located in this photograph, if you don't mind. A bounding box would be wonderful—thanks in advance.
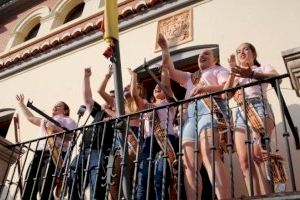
[235,98,274,129]
[182,99,229,141]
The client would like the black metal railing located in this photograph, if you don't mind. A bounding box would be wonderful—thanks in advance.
[0,74,299,200]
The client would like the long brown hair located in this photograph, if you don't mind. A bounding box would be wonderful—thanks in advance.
[211,48,220,66]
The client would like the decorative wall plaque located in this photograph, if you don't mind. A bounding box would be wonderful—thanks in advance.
[155,9,192,51]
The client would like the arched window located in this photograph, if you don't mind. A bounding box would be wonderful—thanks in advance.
[24,23,41,42]
[6,6,49,50]
[63,2,85,24]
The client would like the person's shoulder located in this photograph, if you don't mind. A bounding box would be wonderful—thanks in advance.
[216,65,229,72]
[54,115,77,129]
[256,64,275,72]
[65,116,77,128]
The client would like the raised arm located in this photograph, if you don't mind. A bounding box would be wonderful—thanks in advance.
[83,67,95,112]
[97,65,114,108]
[16,94,41,126]
[129,68,145,110]
[158,33,189,86]
[161,63,176,101]
[222,54,240,99]
[251,67,279,80]
[232,53,279,80]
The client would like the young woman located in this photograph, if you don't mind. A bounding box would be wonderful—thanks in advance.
[98,66,142,200]
[130,64,177,200]
[158,34,230,200]
[16,94,76,200]
[223,43,279,195]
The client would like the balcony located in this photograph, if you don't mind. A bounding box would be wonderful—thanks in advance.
[0,74,299,200]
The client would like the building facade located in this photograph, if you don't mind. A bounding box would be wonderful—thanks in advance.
[0,0,300,198]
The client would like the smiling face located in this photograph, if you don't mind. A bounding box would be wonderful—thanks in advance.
[198,49,218,70]
[52,101,69,116]
[236,43,256,67]
[153,84,165,100]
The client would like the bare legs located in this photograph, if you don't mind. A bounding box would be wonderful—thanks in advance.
[234,117,274,196]
[182,141,203,200]
[182,129,230,200]
[200,129,230,199]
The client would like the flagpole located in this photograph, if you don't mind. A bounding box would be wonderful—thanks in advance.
[111,40,125,116]
[111,38,132,200]
[103,1,131,198]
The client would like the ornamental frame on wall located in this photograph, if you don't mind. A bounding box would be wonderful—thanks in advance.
[155,9,193,52]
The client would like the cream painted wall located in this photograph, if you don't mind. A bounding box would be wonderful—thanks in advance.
[1,0,300,197]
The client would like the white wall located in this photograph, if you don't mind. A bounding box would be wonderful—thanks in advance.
[1,0,300,197]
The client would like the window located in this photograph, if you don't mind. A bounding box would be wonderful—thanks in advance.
[7,6,49,50]
[24,23,41,42]
[63,2,85,24]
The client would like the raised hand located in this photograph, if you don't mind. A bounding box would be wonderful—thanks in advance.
[231,63,253,78]
[157,33,168,50]
[107,64,113,76]
[16,94,25,104]
[84,67,92,78]
[228,54,237,69]
[127,68,134,76]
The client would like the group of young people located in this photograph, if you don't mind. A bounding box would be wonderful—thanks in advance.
[16,33,279,200]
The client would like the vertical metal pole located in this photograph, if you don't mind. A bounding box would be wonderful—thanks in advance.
[111,39,131,199]
[194,100,199,200]
[242,88,254,196]
[81,125,98,198]
[93,122,108,199]
[146,110,156,200]
[69,128,85,200]
[161,106,170,199]
[210,96,216,200]
[259,84,274,192]
[131,113,143,199]
[177,103,183,200]
[275,79,297,191]
[118,117,131,200]
[20,142,33,199]
[13,115,23,195]
[105,120,119,200]
[225,92,234,198]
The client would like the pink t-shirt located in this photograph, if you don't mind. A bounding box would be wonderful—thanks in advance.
[143,99,176,138]
[181,66,230,99]
[235,64,274,99]
[38,114,77,151]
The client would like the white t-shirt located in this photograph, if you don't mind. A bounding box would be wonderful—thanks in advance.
[37,114,77,151]
[235,64,275,99]
[143,99,176,138]
[182,66,230,99]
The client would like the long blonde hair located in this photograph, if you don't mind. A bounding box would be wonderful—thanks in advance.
[125,97,138,114]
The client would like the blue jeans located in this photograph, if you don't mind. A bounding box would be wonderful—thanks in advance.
[136,135,176,200]
[68,149,105,200]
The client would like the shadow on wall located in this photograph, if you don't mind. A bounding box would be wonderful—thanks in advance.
[274,103,300,192]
